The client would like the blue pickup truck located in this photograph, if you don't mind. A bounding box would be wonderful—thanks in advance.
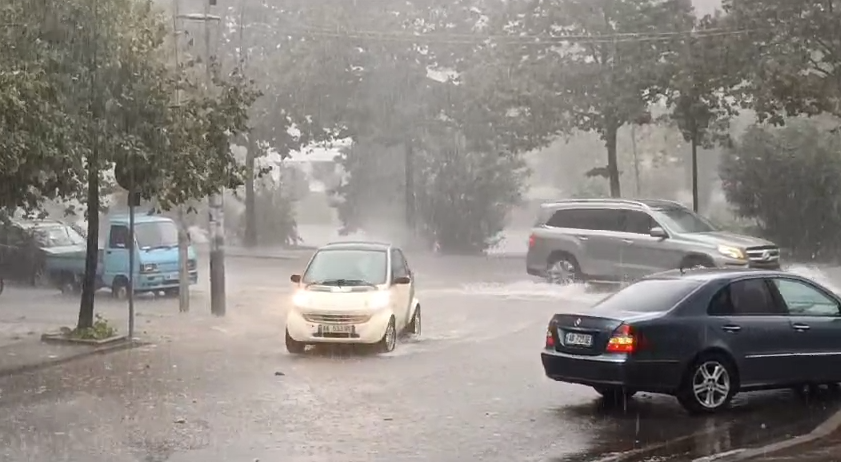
[50,215,198,298]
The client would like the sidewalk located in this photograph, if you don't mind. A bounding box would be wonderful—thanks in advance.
[721,406,841,461]
[0,286,228,377]
[741,432,841,461]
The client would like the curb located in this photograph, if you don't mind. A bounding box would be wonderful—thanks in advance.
[0,339,145,378]
[225,252,302,260]
[709,407,841,461]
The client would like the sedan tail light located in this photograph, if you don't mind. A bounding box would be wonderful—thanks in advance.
[545,325,555,348]
[605,324,635,353]
[528,234,536,248]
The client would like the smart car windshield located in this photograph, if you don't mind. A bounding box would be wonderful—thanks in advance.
[303,249,388,286]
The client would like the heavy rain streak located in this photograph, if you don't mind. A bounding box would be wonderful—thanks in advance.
[4,0,841,461]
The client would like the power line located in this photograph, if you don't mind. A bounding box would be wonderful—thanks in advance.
[244,20,758,45]
[283,25,756,45]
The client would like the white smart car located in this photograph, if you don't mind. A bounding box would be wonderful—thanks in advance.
[285,241,421,354]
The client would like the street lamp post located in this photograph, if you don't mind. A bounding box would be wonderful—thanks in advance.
[177,4,226,317]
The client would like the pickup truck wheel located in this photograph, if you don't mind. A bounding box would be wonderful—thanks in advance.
[112,278,129,300]
[163,288,180,297]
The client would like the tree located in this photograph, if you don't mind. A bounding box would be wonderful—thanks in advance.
[211,0,354,247]
[720,122,841,260]
[3,0,258,329]
[663,13,740,211]
[0,3,86,213]
[495,0,693,197]
[721,0,841,124]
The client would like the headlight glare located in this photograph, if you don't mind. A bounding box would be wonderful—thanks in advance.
[717,245,745,260]
[368,291,390,308]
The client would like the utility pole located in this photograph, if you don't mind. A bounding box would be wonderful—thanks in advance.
[173,0,189,313]
[178,2,224,316]
[204,0,226,317]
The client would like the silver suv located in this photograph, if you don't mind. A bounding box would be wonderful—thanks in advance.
[526,199,781,284]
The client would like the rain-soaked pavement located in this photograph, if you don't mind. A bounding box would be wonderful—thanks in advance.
[0,253,840,462]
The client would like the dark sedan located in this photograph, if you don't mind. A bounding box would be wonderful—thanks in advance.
[541,268,841,414]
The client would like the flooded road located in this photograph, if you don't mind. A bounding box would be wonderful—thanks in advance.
[0,254,839,461]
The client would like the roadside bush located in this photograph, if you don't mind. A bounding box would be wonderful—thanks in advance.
[333,132,526,254]
[719,122,841,260]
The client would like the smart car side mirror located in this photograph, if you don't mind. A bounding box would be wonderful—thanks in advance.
[290,274,301,283]
[649,227,668,239]
[393,276,411,285]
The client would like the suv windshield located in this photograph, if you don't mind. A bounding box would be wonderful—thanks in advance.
[593,278,703,313]
[651,207,717,234]
[303,249,387,286]
[135,221,179,249]
[33,225,86,247]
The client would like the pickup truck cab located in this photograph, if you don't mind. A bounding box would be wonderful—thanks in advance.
[53,215,198,298]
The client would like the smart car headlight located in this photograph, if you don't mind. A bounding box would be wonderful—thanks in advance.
[368,291,391,309]
[292,290,312,308]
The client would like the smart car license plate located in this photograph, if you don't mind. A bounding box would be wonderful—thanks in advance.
[319,324,354,334]
[564,332,592,347]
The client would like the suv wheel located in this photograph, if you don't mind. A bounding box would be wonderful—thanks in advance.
[546,256,579,285]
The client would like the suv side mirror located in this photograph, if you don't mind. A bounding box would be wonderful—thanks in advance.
[290,274,301,283]
[393,276,411,285]
[649,227,668,239]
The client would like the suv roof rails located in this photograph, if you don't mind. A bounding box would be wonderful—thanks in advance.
[540,198,648,208]
[540,198,686,209]
[324,240,391,247]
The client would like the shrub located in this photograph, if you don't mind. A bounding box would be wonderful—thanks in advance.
[720,121,841,260]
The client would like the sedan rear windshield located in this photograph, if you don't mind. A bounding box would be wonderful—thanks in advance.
[593,279,703,313]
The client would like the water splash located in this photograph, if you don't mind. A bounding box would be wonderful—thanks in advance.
[423,281,608,304]
[785,264,841,293]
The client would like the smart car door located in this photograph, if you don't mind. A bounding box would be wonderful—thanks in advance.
[770,277,841,383]
[389,249,411,328]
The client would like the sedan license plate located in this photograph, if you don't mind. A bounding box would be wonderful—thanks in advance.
[564,332,593,347]
[319,324,354,334]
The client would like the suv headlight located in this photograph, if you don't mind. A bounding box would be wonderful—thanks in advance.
[717,245,745,260]
[368,291,390,309]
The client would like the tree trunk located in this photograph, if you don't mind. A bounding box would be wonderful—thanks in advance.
[404,141,415,232]
[691,126,699,212]
[243,138,257,248]
[605,123,621,198]
[77,156,100,330]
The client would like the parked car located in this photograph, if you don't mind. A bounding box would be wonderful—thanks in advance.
[53,214,198,298]
[526,198,781,284]
[0,219,86,286]
[541,268,841,414]
[285,241,421,354]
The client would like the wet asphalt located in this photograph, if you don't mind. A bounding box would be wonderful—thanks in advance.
[0,254,839,462]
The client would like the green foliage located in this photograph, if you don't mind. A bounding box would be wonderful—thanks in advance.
[334,131,525,254]
[721,0,841,124]
[720,122,841,260]
[663,13,739,149]
[494,0,693,197]
[0,0,259,214]
[66,314,117,340]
